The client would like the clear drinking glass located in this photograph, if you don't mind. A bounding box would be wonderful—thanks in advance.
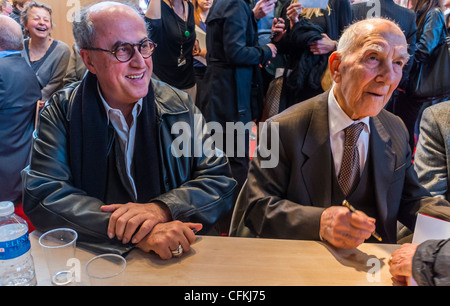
[85,253,127,286]
[38,228,78,285]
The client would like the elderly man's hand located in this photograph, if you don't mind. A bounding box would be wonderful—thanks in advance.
[101,202,172,244]
[389,243,418,284]
[136,221,203,260]
[319,206,376,249]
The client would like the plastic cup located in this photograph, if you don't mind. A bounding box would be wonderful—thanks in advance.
[38,228,78,285]
[85,254,126,286]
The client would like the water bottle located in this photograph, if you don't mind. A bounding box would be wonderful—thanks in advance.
[0,201,37,286]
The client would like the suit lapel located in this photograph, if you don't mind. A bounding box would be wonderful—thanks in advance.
[370,115,396,231]
[301,92,333,207]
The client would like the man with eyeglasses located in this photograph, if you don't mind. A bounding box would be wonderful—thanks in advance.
[22,1,236,260]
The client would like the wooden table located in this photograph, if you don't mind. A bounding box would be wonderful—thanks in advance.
[30,232,400,286]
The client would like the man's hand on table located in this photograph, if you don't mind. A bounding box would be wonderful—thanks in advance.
[101,202,202,259]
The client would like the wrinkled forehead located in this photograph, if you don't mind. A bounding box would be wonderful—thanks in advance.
[355,23,408,55]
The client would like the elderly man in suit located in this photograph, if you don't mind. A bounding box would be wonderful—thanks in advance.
[230,18,450,249]
[0,16,41,219]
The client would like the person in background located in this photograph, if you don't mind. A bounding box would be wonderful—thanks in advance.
[9,0,29,32]
[20,1,70,108]
[351,0,417,153]
[22,1,236,260]
[198,0,277,235]
[63,43,87,86]
[275,0,351,113]
[0,0,12,15]
[389,239,450,285]
[0,15,41,231]
[230,18,450,248]
[145,0,197,102]
[192,0,212,108]
[408,0,449,150]
[444,0,449,30]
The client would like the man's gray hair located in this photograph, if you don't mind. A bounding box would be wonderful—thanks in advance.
[0,16,23,51]
[73,1,144,50]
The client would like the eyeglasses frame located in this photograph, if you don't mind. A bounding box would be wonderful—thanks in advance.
[83,38,157,62]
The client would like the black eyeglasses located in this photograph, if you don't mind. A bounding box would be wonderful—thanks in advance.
[84,39,157,62]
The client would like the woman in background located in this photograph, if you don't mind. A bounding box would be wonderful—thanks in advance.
[192,0,213,108]
[276,0,351,112]
[21,1,70,106]
[145,0,197,102]
[409,0,449,149]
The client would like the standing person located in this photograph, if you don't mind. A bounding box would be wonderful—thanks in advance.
[275,0,351,112]
[351,0,417,138]
[198,0,277,235]
[0,15,41,231]
[22,1,236,260]
[145,0,197,102]
[192,0,212,108]
[9,0,29,29]
[408,0,449,150]
[20,1,70,107]
[0,0,12,15]
[442,0,449,30]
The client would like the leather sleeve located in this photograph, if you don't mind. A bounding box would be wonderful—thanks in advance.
[413,239,450,286]
[415,8,446,63]
[151,101,237,231]
[22,89,132,255]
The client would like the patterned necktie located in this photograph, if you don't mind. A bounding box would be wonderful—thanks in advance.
[338,122,364,197]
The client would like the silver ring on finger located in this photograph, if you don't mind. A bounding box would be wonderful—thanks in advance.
[171,244,183,257]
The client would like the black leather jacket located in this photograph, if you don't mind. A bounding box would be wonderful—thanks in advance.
[22,79,236,255]
[414,7,447,63]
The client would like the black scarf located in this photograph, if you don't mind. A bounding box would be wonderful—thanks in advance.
[69,72,161,203]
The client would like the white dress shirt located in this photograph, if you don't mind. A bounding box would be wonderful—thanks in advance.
[328,86,371,177]
[98,83,143,200]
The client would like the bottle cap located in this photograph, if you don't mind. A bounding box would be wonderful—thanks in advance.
[0,201,14,217]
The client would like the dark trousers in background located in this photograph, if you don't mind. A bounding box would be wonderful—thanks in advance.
[211,130,250,235]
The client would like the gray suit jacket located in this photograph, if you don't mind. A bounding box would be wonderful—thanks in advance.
[415,101,450,201]
[231,91,450,243]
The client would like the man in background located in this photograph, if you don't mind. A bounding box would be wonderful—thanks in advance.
[0,15,41,230]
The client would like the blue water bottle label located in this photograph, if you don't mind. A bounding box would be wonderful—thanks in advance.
[0,232,31,260]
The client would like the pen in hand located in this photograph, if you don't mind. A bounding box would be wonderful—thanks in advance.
[342,200,382,242]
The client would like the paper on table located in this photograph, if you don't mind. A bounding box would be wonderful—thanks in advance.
[297,0,328,9]
[408,213,450,285]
